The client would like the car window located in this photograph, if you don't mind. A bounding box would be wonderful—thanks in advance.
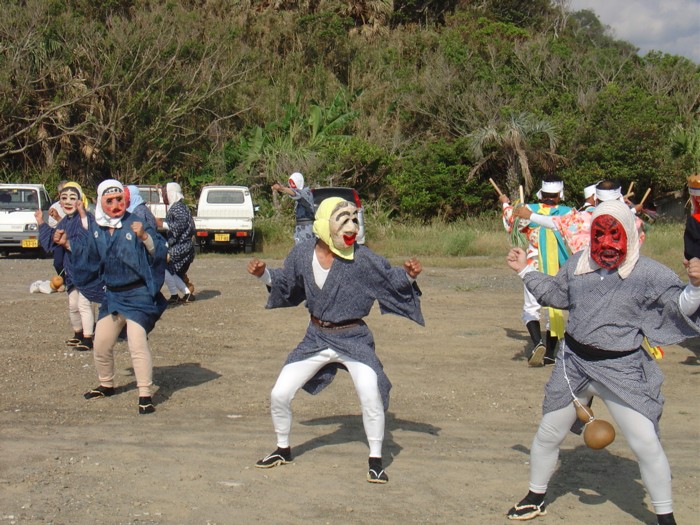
[207,190,245,204]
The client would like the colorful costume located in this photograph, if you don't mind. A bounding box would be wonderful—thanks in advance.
[684,174,700,260]
[502,181,572,366]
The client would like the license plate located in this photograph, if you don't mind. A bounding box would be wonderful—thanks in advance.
[22,238,38,248]
[214,233,230,242]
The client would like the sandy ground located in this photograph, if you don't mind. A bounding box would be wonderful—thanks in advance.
[1,254,698,525]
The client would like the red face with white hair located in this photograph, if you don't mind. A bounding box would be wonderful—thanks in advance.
[100,188,126,219]
[591,215,627,270]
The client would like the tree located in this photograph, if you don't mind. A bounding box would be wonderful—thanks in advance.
[670,121,700,175]
[467,112,562,198]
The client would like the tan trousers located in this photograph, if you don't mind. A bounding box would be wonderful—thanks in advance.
[93,314,153,397]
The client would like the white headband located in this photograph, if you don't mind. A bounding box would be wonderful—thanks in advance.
[537,181,564,200]
[584,184,597,199]
[596,187,623,202]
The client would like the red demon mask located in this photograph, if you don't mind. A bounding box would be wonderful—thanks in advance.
[590,214,627,270]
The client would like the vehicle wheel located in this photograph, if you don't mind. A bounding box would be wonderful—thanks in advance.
[194,243,202,255]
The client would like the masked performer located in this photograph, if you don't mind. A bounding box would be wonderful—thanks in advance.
[35,182,103,350]
[505,200,700,525]
[272,171,316,244]
[59,180,168,414]
[248,197,424,483]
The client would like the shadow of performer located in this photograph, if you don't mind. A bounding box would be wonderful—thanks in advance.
[510,443,655,524]
[294,412,441,468]
[152,362,222,403]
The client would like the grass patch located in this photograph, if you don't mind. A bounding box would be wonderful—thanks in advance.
[251,214,685,275]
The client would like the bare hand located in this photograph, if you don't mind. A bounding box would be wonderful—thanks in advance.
[54,229,68,247]
[404,257,422,279]
[498,194,510,204]
[48,207,61,221]
[506,248,528,272]
[513,206,532,220]
[131,221,147,241]
[75,199,86,217]
[685,258,700,287]
[248,258,266,277]
[271,183,283,192]
[34,209,44,224]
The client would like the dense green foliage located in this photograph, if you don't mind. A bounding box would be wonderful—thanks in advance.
[1,0,698,219]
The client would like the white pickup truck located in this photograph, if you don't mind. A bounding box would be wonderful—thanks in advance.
[193,185,256,253]
[0,183,51,257]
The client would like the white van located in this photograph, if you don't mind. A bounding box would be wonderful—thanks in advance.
[193,185,256,253]
[0,183,51,257]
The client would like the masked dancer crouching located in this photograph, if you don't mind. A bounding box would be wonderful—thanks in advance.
[247,197,424,483]
[504,200,700,525]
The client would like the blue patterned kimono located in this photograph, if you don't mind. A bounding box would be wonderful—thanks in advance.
[70,212,168,333]
[39,212,104,304]
[265,240,425,409]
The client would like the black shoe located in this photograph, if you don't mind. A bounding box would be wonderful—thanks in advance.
[138,396,155,414]
[74,336,93,351]
[66,331,83,346]
[367,457,388,484]
[84,385,115,399]
[182,292,195,303]
[656,512,676,525]
[507,493,547,521]
[528,342,546,367]
[255,447,291,468]
[167,295,181,307]
[367,467,389,484]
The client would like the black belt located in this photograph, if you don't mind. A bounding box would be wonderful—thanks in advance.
[106,280,146,292]
[565,333,638,361]
[310,315,361,330]
[296,219,313,225]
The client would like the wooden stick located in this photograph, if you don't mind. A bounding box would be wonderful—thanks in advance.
[519,185,525,205]
[625,182,634,197]
[639,187,652,206]
[488,178,503,196]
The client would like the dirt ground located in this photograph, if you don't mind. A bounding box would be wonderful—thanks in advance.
[1,253,698,525]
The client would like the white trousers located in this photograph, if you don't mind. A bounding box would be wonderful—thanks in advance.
[67,288,96,336]
[528,381,673,515]
[270,348,384,457]
[164,270,188,296]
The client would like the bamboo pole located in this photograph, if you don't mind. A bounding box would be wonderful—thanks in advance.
[519,185,525,205]
[625,182,635,198]
[639,187,652,207]
[488,178,503,196]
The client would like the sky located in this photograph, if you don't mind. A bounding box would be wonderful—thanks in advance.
[568,0,700,63]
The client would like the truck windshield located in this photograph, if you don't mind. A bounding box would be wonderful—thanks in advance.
[0,189,39,210]
[207,191,245,204]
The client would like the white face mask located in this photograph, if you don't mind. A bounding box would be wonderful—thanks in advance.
[59,190,80,215]
[329,202,359,252]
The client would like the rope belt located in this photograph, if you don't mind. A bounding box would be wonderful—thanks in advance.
[565,333,639,361]
[310,315,362,330]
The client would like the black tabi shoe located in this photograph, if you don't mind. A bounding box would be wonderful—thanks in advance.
[74,336,93,351]
[84,385,115,399]
[182,292,195,303]
[528,342,546,367]
[507,492,547,521]
[255,447,291,468]
[138,396,155,414]
[367,457,388,484]
[66,331,83,346]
